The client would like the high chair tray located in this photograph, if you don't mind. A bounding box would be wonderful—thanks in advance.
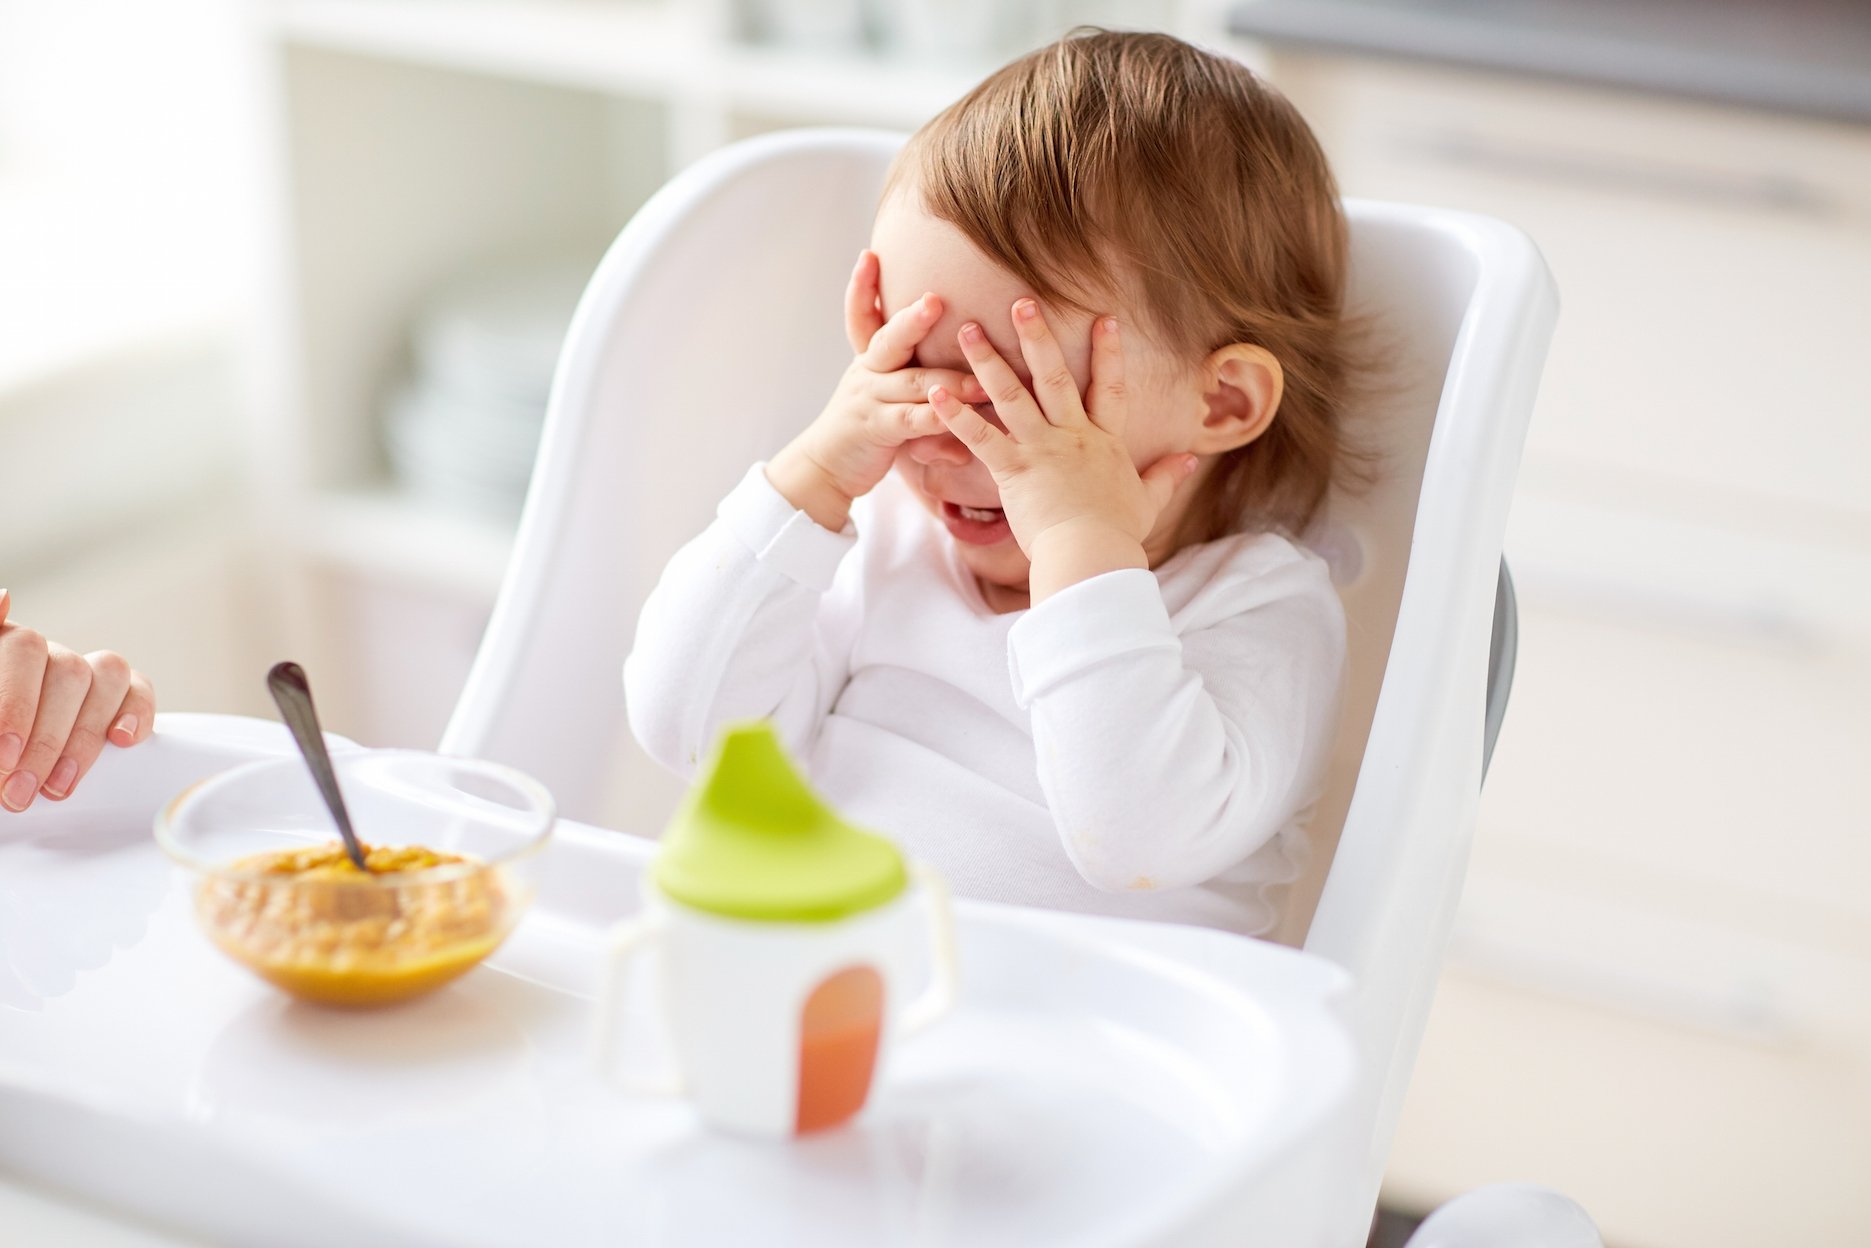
[0,717,1358,1248]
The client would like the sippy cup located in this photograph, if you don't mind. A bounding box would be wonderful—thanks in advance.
[592,722,958,1137]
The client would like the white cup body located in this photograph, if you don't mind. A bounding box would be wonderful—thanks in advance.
[597,872,955,1138]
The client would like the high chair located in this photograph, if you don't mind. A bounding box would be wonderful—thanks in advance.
[432,129,1595,1245]
[4,128,1594,1246]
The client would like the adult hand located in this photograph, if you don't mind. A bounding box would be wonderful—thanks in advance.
[0,589,155,812]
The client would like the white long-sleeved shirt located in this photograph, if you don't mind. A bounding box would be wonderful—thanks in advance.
[624,465,1346,936]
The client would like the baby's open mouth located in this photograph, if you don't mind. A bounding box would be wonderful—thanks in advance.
[940,501,1012,546]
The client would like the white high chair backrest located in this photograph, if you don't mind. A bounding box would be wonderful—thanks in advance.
[442,128,1559,1227]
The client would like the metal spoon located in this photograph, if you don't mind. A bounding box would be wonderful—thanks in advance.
[266,661,371,873]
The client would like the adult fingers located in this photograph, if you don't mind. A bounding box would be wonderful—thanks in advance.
[861,291,944,372]
[867,366,987,406]
[1086,314,1128,436]
[928,384,1013,471]
[4,646,90,812]
[844,250,886,355]
[0,616,49,780]
[1010,300,1087,427]
[109,670,157,748]
[39,651,135,802]
[957,322,1049,439]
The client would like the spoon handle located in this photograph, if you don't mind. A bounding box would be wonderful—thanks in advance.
[266,661,370,873]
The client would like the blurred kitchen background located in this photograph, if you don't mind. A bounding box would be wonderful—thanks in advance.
[3,0,1868,1244]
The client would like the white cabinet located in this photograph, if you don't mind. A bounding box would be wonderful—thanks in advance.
[1255,46,1871,1248]
[1269,54,1871,516]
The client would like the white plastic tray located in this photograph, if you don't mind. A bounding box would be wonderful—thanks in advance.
[0,720,1358,1247]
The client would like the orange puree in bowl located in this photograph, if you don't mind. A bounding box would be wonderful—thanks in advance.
[194,842,508,1007]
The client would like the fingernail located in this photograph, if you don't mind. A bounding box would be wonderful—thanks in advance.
[930,385,950,404]
[43,757,77,799]
[111,714,138,744]
[918,293,938,317]
[1014,299,1038,321]
[959,322,983,344]
[1102,316,1119,337]
[2,770,37,812]
[1183,454,1201,475]
[0,733,20,772]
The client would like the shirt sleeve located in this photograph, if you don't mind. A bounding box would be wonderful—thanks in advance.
[623,463,860,776]
[1005,560,1345,893]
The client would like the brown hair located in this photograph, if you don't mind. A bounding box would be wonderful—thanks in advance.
[890,29,1366,544]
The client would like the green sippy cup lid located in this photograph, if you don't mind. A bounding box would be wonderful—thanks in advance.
[653,721,908,922]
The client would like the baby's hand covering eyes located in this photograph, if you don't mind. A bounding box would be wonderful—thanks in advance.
[927,302,1199,577]
[764,251,988,532]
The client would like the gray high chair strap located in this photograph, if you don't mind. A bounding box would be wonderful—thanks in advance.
[1483,558,1516,784]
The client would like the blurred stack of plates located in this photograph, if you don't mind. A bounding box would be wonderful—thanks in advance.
[383,255,593,522]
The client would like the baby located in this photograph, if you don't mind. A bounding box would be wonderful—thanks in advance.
[625,31,1356,936]
[3,31,1355,939]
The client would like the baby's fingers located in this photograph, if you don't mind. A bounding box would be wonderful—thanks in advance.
[880,401,949,442]
[1140,451,1202,519]
[861,292,943,373]
[958,322,1049,439]
[929,386,1011,470]
[1011,299,1086,427]
[870,366,987,406]
[844,250,885,355]
[1087,315,1128,435]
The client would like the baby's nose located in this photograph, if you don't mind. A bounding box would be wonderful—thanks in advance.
[903,432,973,467]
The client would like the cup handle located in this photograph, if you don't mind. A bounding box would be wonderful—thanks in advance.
[898,865,959,1038]
[590,911,685,1096]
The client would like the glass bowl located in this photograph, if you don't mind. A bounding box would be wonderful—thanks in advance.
[155,750,555,1008]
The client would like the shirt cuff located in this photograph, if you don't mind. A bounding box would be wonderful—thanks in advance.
[715,462,858,594]
[1007,567,1180,706]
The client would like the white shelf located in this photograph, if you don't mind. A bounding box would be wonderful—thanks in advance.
[270,0,982,126]
[272,0,687,93]
[297,488,517,598]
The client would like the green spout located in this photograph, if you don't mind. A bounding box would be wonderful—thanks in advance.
[653,721,908,922]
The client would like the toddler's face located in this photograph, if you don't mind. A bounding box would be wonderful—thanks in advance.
[870,186,1210,606]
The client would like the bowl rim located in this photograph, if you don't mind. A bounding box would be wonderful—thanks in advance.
[153,748,557,887]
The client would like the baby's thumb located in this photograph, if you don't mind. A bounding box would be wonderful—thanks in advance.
[1142,453,1201,510]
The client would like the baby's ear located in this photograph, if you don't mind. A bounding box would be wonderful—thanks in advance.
[1194,344,1283,454]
